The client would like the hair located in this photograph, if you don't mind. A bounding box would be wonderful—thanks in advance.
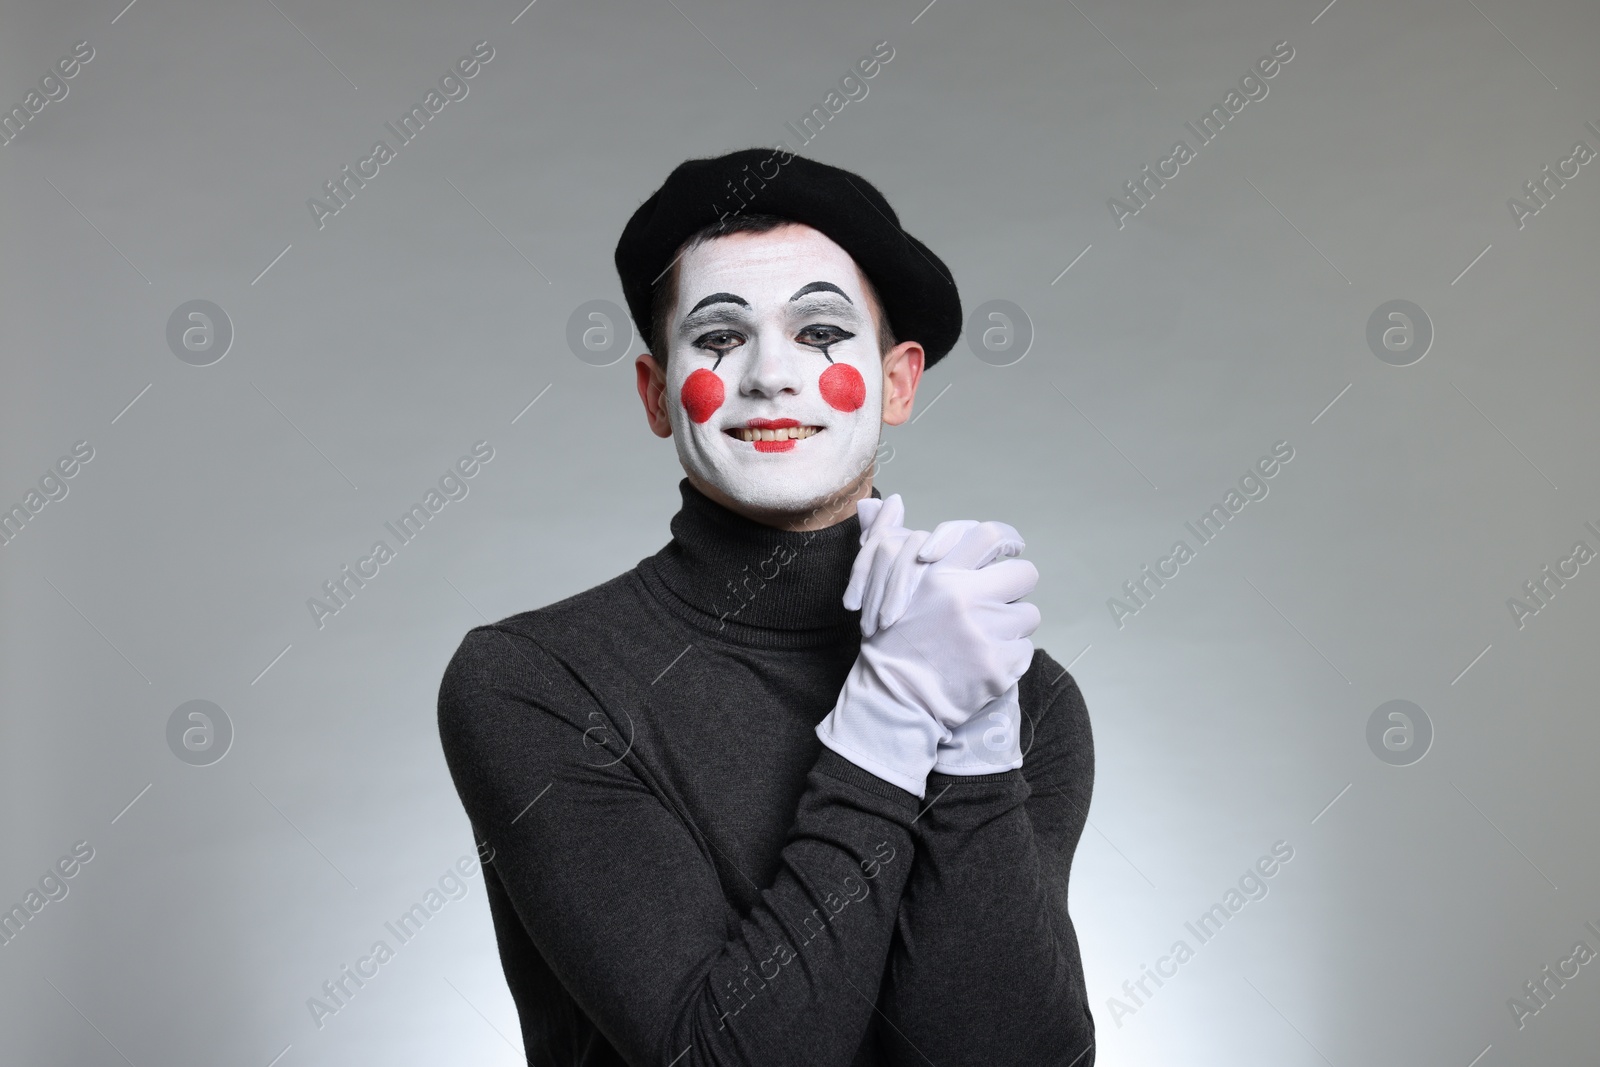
[648,212,897,366]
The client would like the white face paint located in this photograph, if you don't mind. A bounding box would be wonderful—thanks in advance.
[663,224,885,515]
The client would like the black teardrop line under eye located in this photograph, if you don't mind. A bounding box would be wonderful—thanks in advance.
[808,326,854,363]
[712,353,726,372]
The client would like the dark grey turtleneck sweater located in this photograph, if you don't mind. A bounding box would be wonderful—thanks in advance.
[437,480,1096,1065]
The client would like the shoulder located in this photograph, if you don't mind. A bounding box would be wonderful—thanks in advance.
[437,570,643,726]
[444,566,645,668]
[486,569,646,646]
[436,618,610,800]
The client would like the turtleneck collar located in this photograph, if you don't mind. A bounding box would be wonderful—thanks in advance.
[638,478,879,649]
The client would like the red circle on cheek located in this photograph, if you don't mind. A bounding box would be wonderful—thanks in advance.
[819,363,866,412]
[680,369,725,424]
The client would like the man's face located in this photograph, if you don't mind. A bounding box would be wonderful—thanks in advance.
[661,224,886,515]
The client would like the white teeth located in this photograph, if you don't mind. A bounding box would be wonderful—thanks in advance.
[731,426,821,442]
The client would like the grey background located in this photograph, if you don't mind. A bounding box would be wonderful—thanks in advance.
[3,0,1597,1062]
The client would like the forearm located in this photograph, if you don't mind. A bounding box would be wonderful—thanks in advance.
[878,770,1094,1066]
[658,749,919,1065]
[440,626,927,1067]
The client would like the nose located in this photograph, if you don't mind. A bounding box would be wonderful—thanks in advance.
[737,326,806,400]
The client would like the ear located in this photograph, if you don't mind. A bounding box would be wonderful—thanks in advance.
[635,352,673,438]
[880,341,925,427]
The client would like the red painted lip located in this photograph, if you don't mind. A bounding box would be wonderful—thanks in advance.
[724,417,821,453]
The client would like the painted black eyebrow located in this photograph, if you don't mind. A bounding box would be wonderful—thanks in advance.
[686,292,749,316]
[789,281,852,304]
[677,283,857,341]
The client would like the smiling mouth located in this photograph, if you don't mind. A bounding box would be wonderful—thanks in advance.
[724,419,823,452]
[725,425,823,443]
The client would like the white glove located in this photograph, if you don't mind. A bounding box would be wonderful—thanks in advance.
[848,496,1033,775]
[846,497,1027,637]
[933,687,1026,773]
[815,495,1039,796]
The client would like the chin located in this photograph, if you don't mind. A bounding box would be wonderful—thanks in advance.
[688,450,875,521]
[672,416,880,521]
[712,472,849,517]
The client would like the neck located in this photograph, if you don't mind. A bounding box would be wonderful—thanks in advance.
[683,469,875,532]
[638,478,880,647]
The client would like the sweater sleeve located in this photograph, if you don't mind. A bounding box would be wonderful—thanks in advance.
[876,657,1097,1066]
[437,625,922,1067]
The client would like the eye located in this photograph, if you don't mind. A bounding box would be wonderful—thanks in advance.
[693,329,746,355]
[797,324,856,348]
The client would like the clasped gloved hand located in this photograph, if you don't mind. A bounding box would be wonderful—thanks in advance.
[814,494,1040,797]
[848,496,1038,775]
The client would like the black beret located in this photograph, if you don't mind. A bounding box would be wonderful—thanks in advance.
[614,147,962,368]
